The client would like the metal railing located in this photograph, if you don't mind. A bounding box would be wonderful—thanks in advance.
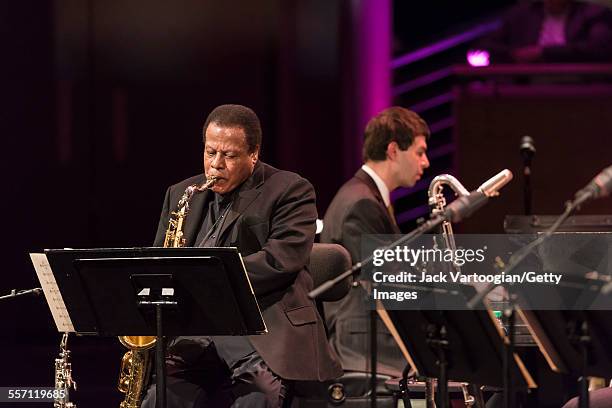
[390,19,501,229]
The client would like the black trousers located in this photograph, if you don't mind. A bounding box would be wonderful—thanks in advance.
[141,338,289,408]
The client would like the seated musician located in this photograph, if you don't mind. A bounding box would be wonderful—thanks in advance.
[320,106,430,377]
[141,104,342,408]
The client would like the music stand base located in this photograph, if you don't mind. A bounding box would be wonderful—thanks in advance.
[155,304,167,408]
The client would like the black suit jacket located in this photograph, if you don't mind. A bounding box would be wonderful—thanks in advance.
[320,168,406,376]
[154,161,342,381]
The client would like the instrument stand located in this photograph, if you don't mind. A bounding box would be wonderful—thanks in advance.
[425,324,450,408]
[398,364,413,408]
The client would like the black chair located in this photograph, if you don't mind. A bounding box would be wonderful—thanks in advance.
[309,242,352,302]
[292,243,396,408]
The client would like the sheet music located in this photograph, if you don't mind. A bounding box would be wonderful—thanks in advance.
[29,253,75,332]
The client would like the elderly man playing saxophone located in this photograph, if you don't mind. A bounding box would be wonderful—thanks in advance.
[141,104,341,408]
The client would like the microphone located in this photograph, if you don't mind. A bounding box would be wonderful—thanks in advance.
[520,136,535,215]
[478,169,513,197]
[444,169,513,223]
[520,135,536,167]
[572,165,612,208]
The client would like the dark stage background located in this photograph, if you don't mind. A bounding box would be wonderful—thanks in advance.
[1,1,610,407]
[1,1,365,404]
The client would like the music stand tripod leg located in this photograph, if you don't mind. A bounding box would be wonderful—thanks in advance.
[576,321,591,408]
[398,364,413,408]
[427,325,450,408]
[155,304,166,408]
[503,303,516,408]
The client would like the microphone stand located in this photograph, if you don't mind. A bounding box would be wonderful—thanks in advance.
[502,294,516,408]
[467,199,576,309]
[309,215,446,299]
[520,136,535,216]
[523,168,532,216]
[467,200,578,408]
[516,143,535,404]
[0,287,43,302]
[310,187,498,299]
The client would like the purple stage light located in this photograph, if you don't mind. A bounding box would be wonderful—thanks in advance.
[467,49,490,67]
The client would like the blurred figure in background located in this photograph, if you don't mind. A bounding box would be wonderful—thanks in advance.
[481,0,612,63]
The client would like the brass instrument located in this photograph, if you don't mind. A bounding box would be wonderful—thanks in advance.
[163,176,218,247]
[425,377,435,408]
[427,174,469,256]
[54,333,77,408]
[427,174,481,408]
[422,379,479,408]
[117,337,155,408]
[117,176,218,408]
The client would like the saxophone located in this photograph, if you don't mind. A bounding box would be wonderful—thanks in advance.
[117,175,218,408]
[427,175,482,408]
[54,333,77,408]
[427,174,469,255]
[163,176,218,247]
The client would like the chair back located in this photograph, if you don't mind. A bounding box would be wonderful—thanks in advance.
[308,242,352,302]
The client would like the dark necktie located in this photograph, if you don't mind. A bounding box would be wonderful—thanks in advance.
[197,194,233,247]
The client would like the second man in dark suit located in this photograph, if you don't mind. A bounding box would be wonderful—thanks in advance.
[321,106,430,377]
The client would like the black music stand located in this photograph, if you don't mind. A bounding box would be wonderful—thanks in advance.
[518,309,612,408]
[504,215,612,234]
[38,247,266,408]
[378,284,536,408]
[503,219,612,407]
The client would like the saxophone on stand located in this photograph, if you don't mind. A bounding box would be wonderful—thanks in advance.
[116,176,218,408]
[426,174,480,408]
[428,173,469,259]
[54,332,77,408]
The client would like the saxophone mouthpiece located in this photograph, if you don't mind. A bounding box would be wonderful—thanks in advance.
[200,175,218,190]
